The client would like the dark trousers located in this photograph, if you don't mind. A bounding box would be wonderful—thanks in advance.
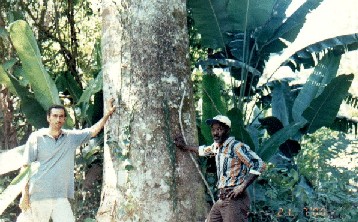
[207,189,250,222]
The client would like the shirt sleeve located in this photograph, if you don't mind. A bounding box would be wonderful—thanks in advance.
[234,143,266,175]
[198,144,215,156]
[68,128,93,148]
[23,133,38,165]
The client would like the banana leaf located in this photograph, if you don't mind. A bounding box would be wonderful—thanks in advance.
[227,107,255,151]
[188,0,276,49]
[0,65,48,128]
[0,65,16,94]
[257,0,323,58]
[55,71,83,103]
[254,0,292,45]
[303,74,354,134]
[2,58,17,72]
[345,94,358,109]
[0,145,24,175]
[258,121,305,162]
[264,32,358,78]
[78,71,103,104]
[8,20,61,110]
[292,52,341,123]
[295,33,358,56]
[264,0,323,44]
[198,59,261,77]
[271,80,294,126]
[200,74,227,144]
[10,166,30,185]
[0,176,24,215]
[227,0,323,72]
[76,71,103,125]
[10,74,48,128]
[0,163,39,215]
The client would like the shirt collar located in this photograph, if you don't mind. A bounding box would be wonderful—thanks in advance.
[213,136,235,150]
[40,128,66,138]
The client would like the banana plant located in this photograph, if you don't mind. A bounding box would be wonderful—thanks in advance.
[260,52,354,159]
[9,20,61,110]
[191,0,358,161]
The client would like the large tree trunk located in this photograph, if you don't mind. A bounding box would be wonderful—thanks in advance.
[98,0,208,221]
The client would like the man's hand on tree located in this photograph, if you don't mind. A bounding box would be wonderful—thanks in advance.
[106,98,116,116]
[173,134,199,154]
[173,134,186,150]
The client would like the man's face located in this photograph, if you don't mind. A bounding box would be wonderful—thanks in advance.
[211,122,230,144]
[47,108,66,131]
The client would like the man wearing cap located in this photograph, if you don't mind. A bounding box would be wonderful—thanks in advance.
[174,115,265,222]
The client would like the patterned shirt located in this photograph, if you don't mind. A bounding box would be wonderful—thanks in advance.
[198,137,265,189]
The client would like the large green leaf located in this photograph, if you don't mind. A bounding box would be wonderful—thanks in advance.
[0,162,39,215]
[267,0,323,44]
[295,33,358,57]
[78,71,103,104]
[257,0,323,58]
[0,175,24,215]
[292,52,341,123]
[8,20,61,109]
[255,0,292,45]
[258,121,305,161]
[227,107,255,150]
[91,91,104,123]
[2,58,17,72]
[345,94,358,109]
[76,71,103,125]
[10,165,30,185]
[198,58,261,77]
[55,71,83,103]
[0,145,24,175]
[227,0,323,72]
[303,74,354,134]
[264,32,358,77]
[8,74,48,128]
[0,65,16,94]
[271,80,294,126]
[1,65,48,128]
[188,0,276,49]
[200,74,227,144]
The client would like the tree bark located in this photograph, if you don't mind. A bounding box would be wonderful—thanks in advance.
[98,0,208,221]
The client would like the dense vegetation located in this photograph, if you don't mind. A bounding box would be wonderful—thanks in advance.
[1,0,357,221]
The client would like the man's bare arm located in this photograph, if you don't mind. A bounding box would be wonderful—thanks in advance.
[227,173,258,199]
[90,98,116,137]
[173,134,199,154]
